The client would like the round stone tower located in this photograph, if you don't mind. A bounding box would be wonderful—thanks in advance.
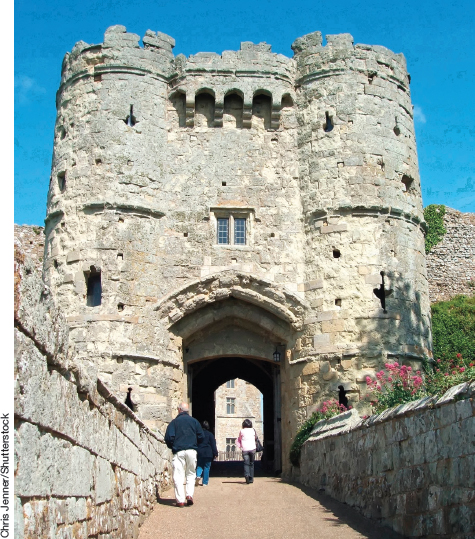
[290,31,431,385]
[44,26,431,474]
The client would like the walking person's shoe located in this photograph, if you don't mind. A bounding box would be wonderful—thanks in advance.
[195,476,201,486]
[249,478,254,483]
[186,496,194,506]
[245,476,250,484]
[176,502,186,508]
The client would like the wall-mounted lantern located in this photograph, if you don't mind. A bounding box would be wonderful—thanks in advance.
[273,348,281,362]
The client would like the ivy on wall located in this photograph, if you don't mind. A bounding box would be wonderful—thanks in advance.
[424,204,447,253]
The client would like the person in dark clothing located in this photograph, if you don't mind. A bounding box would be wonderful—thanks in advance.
[164,402,204,507]
[195,421,218,487]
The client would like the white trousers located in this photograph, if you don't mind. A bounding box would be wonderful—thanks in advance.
[172,449,197,503]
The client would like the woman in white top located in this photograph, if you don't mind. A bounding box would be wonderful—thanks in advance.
[236,419,257,484]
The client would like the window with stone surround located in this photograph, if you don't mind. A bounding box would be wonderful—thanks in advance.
[226,379,235,388]
[214,210,250,246]
[226,397,235,414]
[226,438,236,452]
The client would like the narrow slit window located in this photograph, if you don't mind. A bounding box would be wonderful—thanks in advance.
[217,218,229,244]
[226,379,235,388]
[324,112,334,132]
[86,267,102,307]
[58,171,66,192]
[234,218,246,245]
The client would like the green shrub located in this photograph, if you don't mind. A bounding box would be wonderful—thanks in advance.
[424,204,446,253]
[431,295,475,363]
[289,399,349,467]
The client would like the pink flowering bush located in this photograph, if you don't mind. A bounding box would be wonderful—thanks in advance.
[366,362,425,414]
[290,398,350,466]
[424,353,475,395]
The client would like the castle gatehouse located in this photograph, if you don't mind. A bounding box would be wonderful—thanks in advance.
[44,25,431,474]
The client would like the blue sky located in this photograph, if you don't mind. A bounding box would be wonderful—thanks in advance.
[14,0,475,225]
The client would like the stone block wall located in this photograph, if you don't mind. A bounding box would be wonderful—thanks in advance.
[426,207,475,302]
[14,247,171,539]
[298,383,475,538]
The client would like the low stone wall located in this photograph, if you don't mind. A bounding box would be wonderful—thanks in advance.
[426,207,475,302]
[14,251,171,538]
[298,383,475,538]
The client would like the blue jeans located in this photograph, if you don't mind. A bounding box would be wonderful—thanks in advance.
[243,450,256,479]
[196,457,213,485]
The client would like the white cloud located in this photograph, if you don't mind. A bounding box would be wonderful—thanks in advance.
[15,75,46,105]
[413,105,426,124]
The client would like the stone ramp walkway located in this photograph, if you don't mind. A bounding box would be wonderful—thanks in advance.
[138,473,402,539]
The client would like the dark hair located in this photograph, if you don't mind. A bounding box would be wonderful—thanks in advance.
[202,421,210,430]
[242,419,253,429]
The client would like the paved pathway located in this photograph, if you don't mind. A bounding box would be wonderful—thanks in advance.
[138,463,401,539]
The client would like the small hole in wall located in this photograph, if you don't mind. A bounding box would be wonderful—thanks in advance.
[118,217,124,223]
[335,299,342,307]
[184,232,188,237]
[127,160,133,166]
[401,175,414,192]
[270,232,275,237]
[333,249,341,259]
[368,72,376,84]
[390,249,396,257]
[117,303,124,312]
[222,181,226,186]
[29,241,33,245]
[61,222,65,228]
[54,260,59,269]
[94,74,102,82]
[95,158,102,165]
[25,268,31,275]
[117,253,123,260]
[323,112,334,132]
[394,125,401,136]
[59,127,66,140]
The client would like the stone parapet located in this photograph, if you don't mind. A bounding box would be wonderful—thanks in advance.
[14,252,170,539]
[297,382,475,538]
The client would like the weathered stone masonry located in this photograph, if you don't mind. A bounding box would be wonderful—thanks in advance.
[298,382,475,538]
[426,207,475,302]
[43,25,431,475]
[14,249,171,539]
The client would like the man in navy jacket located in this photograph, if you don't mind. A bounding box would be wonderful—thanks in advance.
[165,402,204,507]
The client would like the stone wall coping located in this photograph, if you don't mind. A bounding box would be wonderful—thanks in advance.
[305,381,475,444]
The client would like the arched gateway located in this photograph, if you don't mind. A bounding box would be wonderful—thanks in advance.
[158,271,305,472]
[43,25,431,477]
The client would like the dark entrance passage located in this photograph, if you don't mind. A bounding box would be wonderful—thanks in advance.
[187,356,281,473]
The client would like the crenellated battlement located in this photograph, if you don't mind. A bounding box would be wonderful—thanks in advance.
[292,31,409,90]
